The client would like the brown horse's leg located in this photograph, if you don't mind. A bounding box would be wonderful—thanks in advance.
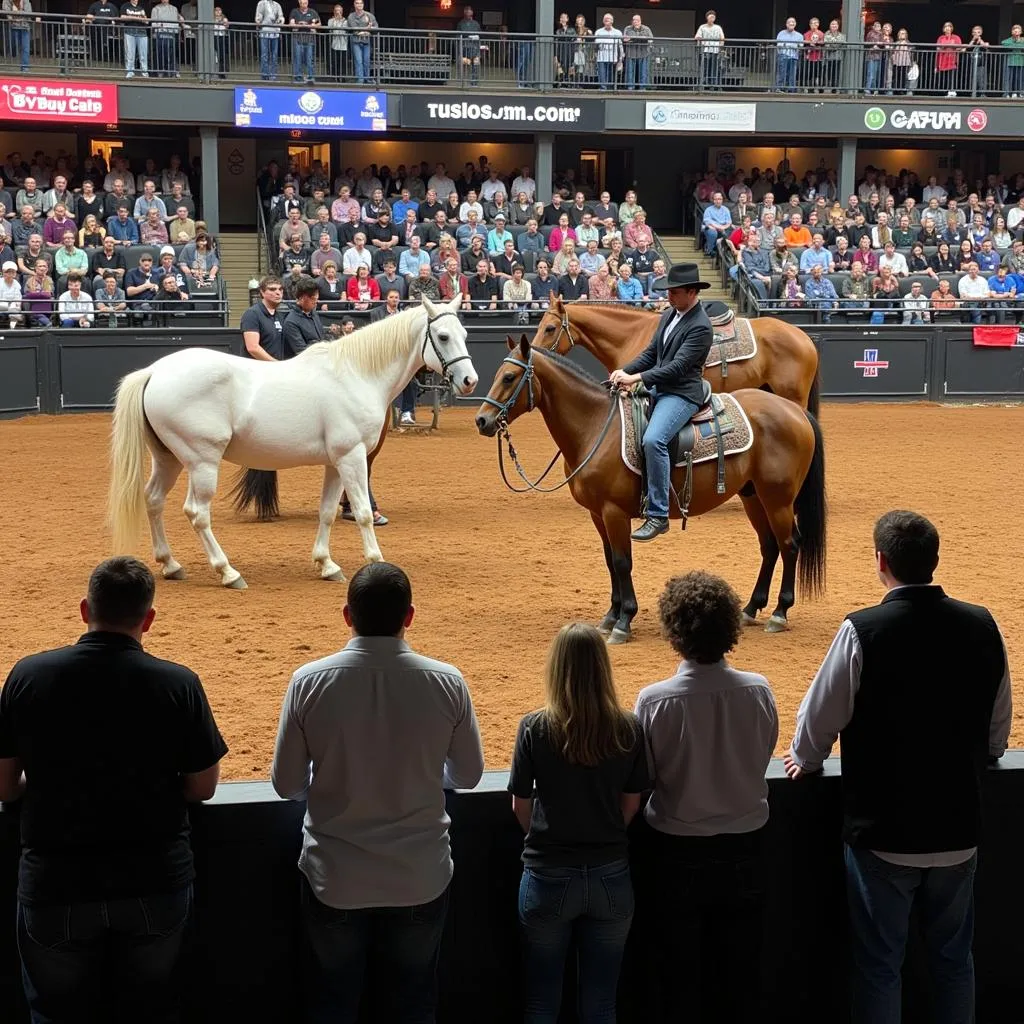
[591,512,621,637]
[762,501,800,633]
[604,509,638,644]
[739,493,780,624]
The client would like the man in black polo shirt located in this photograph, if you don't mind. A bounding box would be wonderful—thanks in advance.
[282,275,323,356]
[0,557,227,1024]
[467,258,498,309]
[240,275,286,359]
[556,257,588,300]
[786,510,1012,1024]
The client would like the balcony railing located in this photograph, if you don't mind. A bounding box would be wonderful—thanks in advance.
[3,14,1022,99]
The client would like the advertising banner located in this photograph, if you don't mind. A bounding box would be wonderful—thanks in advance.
[645,101,757,132]
[234,88,387,131]
[400,94,605,133]
[0,79,117,123]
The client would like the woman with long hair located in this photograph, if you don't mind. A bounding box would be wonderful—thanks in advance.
[510,623,648,1024]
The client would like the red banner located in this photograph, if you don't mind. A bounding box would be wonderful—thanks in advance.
[0,79,117,124]
[973,325,1022,347]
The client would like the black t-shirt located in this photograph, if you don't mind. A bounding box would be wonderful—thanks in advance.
[289,7,319,41]
[89,0,120,19]
[0,632,228,904]
[76,193,105,226]
[418,200,444,223]
[467,274,498,307]
[90,247,126,277]
[239,299,286,359]
[509,710,650,868]
[282,306,322,356]
[461,247,487,273]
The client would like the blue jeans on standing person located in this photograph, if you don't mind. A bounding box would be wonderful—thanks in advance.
[516,41,534,86]
[260,34,279,80]
[597,60,616,89]
[642,391,700,519]
[519,859,634,1024]
[300,875,449,1024]
[18,887,191,1024]
[125,32,149,75]
[865,58,881,92]
[398,378,417,416]
[844,846,977,1024]
[12,26,29,71]
[625,56,649,88]
[350,40,370,83]
[294,40,314,81]
[701,51,720,88]
[776,55,797,90]
[154,34,178,77]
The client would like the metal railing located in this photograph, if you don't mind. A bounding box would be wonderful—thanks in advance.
[5,14,1024,99]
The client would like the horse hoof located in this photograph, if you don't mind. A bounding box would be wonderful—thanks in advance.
[764,615,789,633]
[596,620,615,637]
[742,611,759,626]
[323,569,346,582]
[607,628,631,645]
[163,567,187,581]
[224,575,248,590]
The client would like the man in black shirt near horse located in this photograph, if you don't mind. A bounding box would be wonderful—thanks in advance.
[609,263,713,542]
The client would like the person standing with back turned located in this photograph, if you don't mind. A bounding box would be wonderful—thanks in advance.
[785,510,1012,1024]
[609,262,713,542]
[0,557,228,1024]
[272,562,484,1024]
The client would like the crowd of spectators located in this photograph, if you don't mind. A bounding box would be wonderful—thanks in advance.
[260,154,670,319]
[0,147,215,328]
[698,160,1024,322]
[0,509,1011,1021]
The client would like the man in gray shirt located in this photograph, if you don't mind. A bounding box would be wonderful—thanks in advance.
[272,561,484,1022]
[633,571,778,1021]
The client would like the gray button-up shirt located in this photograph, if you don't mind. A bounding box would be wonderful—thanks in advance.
[271,635,484,909]
[635,660,778,836]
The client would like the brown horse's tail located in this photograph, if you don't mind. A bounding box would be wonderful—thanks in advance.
[807,367,821,419]
[795,411,827,598]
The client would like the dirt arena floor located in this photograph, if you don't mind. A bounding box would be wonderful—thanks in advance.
[1,403,1022,778]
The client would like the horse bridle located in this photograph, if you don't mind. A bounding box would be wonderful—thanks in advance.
[423,309,474,381]
[548,306,579,354]
[479,348,619,494]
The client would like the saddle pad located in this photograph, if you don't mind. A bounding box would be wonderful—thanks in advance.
[705,317,757,368]
[620,393,754,477]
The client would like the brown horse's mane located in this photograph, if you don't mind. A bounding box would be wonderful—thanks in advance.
[532,345,608,396]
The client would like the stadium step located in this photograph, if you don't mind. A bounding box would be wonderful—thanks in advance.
[658,234,735,310]
[217,230,265,328]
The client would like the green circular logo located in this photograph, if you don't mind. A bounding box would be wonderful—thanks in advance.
[864,107,886,131]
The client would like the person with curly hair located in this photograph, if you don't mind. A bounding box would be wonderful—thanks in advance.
[631,571,778,1020]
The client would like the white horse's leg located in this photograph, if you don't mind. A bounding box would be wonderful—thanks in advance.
[145,450,185,579]
[336,449,383,563]
[182,462,247,589]
[312,466,346,581]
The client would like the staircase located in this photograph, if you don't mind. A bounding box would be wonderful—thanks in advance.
[658,234,735,310]
[217,230,265,327]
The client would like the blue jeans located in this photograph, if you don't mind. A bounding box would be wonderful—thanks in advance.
[300,875,449,1024]
[154,34,177,76]
[700,51,719,88]
[517,41,534,86]
[625,56,648,88]
[259,34,279,80]
[776,55,797,90]
[597,60,615,89]
[702,225,721,255]
[865,58,881,92]
[18,887,191,1024]
[642,391,699,518]
[518,859,634,1024]
[351,40,370,83]
[845,846,977,1024]
[124,32,148,73]
[293,40,314,81]
[398,378,417,415]
[13,26,29,70]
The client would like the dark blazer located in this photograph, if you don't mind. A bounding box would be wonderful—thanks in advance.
[282,307,324,357]
[623,303,713,405]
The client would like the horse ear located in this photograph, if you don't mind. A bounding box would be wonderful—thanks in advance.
[519,334,531,360]
[506,335,517,351]
[448,291,463,311]
[549,289,558,307]
[421,294,437,318]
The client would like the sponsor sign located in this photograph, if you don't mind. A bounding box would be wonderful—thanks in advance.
[862,105,988,133]
[645,101,757,133]
[399,94,605,133]
[0,79,117,123]
[854,348,890,377]
[234,88,386,131]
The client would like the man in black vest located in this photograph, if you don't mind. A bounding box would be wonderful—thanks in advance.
[784,510,1011,1024]
[610,262,713,541]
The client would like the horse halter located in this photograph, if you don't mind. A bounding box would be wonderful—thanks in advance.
[478,351,535,421]
[423,309,474,380]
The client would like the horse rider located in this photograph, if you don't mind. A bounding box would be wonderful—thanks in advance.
[609,262,713,542]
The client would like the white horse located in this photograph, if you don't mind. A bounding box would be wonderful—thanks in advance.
[108,294,476,588]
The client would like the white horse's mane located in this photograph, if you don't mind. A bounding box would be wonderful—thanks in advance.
[301,305,425,376]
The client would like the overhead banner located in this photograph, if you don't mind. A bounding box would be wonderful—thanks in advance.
[234,87,386,131]
[645,101,757,133]
[399,94,605,133]
[0,79,117,123]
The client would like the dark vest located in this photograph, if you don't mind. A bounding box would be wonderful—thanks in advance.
[842,586,1003,853]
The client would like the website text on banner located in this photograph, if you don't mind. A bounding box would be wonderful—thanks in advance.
[399,95,606,133]
[0,80,117,123]
[645,101,757,132]
[234,88,386,130]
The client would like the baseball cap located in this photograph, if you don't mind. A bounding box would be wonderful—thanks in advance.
[160,245,175,257]
[494,212,506,221]
[1,261,15,271]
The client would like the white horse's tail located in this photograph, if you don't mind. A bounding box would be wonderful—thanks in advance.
[107,367,153,552]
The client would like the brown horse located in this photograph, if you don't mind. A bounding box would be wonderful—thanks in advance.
[476,336,826,642]
[532,298,821,414]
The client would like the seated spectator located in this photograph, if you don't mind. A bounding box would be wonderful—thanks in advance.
[461,235,488,274]
[558,258,589,301]
[548,214,577,254]
[376,258,408,301]
[901,280,930,324]
[871,265,902,318]
[95,271,128,326]
[576,212,601,247]
[518,220,546,255]
[533,259,558,305]
[152,272,190,323]
[823,211,849,248]
[428,234,458,274]
[701,192,733,256]
[830,236,854,272]
[624,240,657,277]
[398,236,429,280]
[140,208,169,246]
[740,234,772,301]
[633,572,777,1023]
[587,262,615,301]
[991,216,1012,252]
[908,243,932,276]
[623,210,653,249]
[16,235,47,279]
[930,277,959,320]
[987,265,1018,323]
[391,188,418,226]
[330,184,360,225]
[852,235,877,273]
[799,234,833,274]
[456,211,487,251]
[367,211,398,254]
[845,212,870,249]
[929,242,956,275]
[783,213,812,247]
[43,204,77,248]
[954,239,976,272]
[601,218,622,249]
[360,188,390,225]
[916,217,940,248]
[484,191,510,224]
[303,187,329,226]
[467,259,498,310]
[502,263,533,321]
[78,214,106,249]
[870,212,894,250]
[279,207,311,253]
[780,264,804,308]
[493,239,523,282]
[178,234,219,286]
[54,232,89,279]
[511,191,534,226]
[408,262,441,302]
[976,239,1000,273]
[958,262,990,323]
[442,190,462,224]
[168,206,197,245]
[280,234,311,276]
[618,189,643,226]
[21,258,53,326]
[310,232,343,277]
[340,233,371,275]
[370,287,403,323]
[134,180,167,223]
[1004,238,1024,275]
[579,240,606,278]
[840,261,871,314]
[74,180,104,226]
[161,154,191,195]
[164,181,195,220]
[154,247,189,296]
[804,263,839,322]
[15,177,43,215]
[878,242,909,277]
[486,214,514,255]
[316,261,345,311]
[0,259,22,326]
[941,216,966,248]
[591,190,618,224]
[57,273,94,328]
[106,204,140,246]
[346,264,380,311]
[125,253,160,316]
[552,238,581,277]
[769,237,797,275]
[616,262,645,305]
[438,255,469,303]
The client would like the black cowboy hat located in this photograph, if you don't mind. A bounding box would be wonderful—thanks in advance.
[664,262,712,290]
